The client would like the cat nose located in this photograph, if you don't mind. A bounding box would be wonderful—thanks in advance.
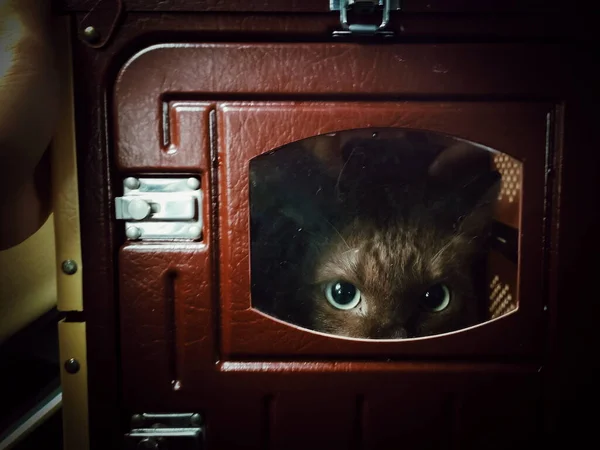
[370,325,408,339]
[390,327,409,339]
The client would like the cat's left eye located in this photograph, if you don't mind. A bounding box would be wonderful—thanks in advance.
[420,283,451,312]
[324,281,362,310]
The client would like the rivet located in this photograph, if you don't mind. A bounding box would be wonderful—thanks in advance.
[126,226,142,240]
[124,177,141,190]
[188,226,202,239]
[131,414,144,428]
[137,438,160,450]
[61,260,78,275]
[82,26,100,43]
[186,177,200,190]
[64,358,80,374]
[190,413,203,426]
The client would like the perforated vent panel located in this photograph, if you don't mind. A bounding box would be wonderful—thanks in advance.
[486,249,518,319]
[494,153,521,204]
[489,274,517,319]
[491,152,521,230]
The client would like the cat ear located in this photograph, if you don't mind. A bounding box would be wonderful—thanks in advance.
[428,141,492,185]
[456,171,501,236]
[426,142,500,235]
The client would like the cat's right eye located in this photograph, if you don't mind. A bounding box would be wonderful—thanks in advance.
[324,281,362,310]
[420,283,451,312]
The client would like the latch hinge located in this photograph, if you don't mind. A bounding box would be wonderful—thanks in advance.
[115,177,203,241]
[125,413,204,449]
[330,0,401,37]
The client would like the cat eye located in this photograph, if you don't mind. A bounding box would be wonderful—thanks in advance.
[420,283,451,312]
[324,281,362,310]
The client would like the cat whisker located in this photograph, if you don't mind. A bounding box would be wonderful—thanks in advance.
[430,239,454,266]
[325,219,351,250]
[334,146,358,200]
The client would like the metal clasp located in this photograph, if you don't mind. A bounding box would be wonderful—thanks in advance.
[125,413,204,449]
[115,177,203,241]
[330,0,401,37]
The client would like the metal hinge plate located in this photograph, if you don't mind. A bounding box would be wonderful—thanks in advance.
[115,177,202,241]
[125,413,204,449]
[329,0,401,10]
[330,0,401,37]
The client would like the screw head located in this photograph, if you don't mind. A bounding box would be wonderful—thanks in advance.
[82,26,100,43]
[124,177,141,190]
[186,177,200,190]
[64,358,80,374]
[126,226,142,240]
[61,260,78,275]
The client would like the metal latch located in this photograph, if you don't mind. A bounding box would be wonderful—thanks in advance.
[330,0,401,37]
[115,177,202,241]
[125,413,204,449]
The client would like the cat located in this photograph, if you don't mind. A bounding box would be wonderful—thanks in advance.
[250,131,500,339]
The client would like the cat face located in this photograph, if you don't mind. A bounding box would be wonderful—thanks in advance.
[300,138,500,339]
[307,216,483,339]
[250,133,501,338]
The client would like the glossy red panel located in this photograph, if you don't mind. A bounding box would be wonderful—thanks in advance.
[218,101,549,358]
